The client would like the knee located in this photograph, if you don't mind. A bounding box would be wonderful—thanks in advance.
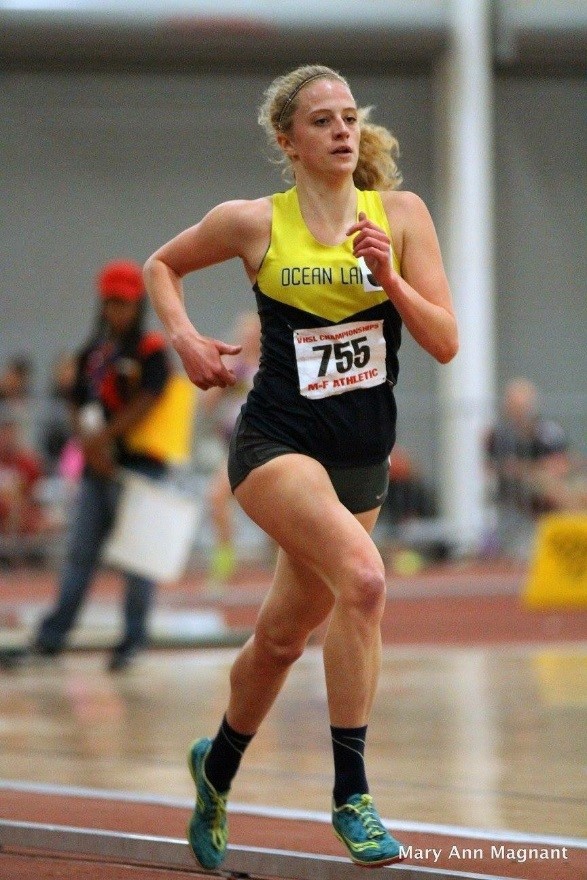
[339,560,387,620]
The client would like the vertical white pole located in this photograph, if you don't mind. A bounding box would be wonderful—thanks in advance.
[434,0,497,553]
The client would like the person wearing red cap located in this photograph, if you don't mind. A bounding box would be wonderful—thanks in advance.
[31,260,172,671]
[97,259,146,302]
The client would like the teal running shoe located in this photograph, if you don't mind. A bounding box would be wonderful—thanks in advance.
[332,793,404,867]
[187,737,229,869]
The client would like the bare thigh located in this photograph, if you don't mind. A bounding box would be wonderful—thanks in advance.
[234,453,382,601]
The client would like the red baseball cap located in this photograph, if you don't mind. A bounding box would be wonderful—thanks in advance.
[97,260,145,301]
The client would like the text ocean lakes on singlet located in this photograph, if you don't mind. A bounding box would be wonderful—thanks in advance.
[280,265,365,287]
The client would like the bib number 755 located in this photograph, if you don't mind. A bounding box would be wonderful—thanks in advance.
[294,319,386,399]
[313,336,370,377]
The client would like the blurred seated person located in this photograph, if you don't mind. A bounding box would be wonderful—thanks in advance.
[39,351,78,476]
[0,353,34,401]
[485,377,571,558]
[0,353,36,449]
[378,445,444,571]
[529,450,587,513]
[0,404,49,551]
[384,444,437,528]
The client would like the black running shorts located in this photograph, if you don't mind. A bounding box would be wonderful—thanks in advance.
[227,414,389,514]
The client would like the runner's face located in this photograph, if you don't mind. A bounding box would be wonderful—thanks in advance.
[285,79,360,178]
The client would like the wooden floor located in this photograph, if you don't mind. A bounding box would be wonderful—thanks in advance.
[1,642,585,836]
[0,562,585,879]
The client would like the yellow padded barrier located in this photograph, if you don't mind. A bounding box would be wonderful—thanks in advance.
[524,513,587,608]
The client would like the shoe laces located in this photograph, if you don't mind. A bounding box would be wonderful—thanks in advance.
[198,786,228,850]
[345,794,386,839]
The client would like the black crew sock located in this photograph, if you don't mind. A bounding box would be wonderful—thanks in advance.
[331,724,369,807]
[204,715,255,794]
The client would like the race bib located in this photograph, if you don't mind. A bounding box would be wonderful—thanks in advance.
[294,320,387,399]
[358,256,384,292]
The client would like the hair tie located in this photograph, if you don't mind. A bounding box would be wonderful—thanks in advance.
[277,73,326,129]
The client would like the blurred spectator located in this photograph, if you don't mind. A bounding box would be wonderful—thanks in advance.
[526,441,587,515]
[0,353,36,449]
[484,377,573,559]
[202,311,261,586]
[31,259,172,672]
[379,445,444,572]
[0,353,34,400]
[0,405,48,556]
[38,351,78,476]
[385,444,437,527]
[33,352,84,540]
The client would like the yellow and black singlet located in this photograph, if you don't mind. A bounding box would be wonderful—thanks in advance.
[243,186,403,468]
